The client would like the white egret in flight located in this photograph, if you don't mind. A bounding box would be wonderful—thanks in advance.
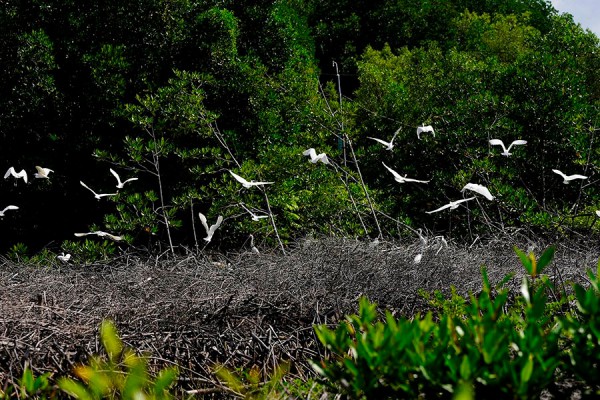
[416,125,435,140]
[198,212,223,243]
[74,231,123,241]
[367,127,401,150]
[461,183,495,201]
[0,205,19,217]
[229,170,274,189]
[552,169,588,184]
[382,162,429,184]
[4,167,28,184]
[110,168,138,188]
[240,204,269,221]
[489,139,527,156]
[80,181,117,200]
[426,197,476,214]
[303,148,330,164]
[34,166,54,179]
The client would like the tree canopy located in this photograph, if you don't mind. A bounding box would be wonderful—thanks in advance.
[0,0,598,259]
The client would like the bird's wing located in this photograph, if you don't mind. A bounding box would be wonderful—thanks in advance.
[80,181,97,196]
[229,170,249,185]
[568,174,588,180]
[250,181,274,186]
[74,232,90,237]
[19,170,28,183]
[303,148,317,159]
[507,140,527,151]
[367,137,390,147]
[98,192,117,198]
[456,197,476,205]
[109,168,122,185]
[319,154,330,164]
[462,183,494,200]
[382,162,402,180]
[35,166,45,175]
[403,177,429,183]
[198,212,210,233]
[106,233,123,241]
[209,215,224,235]
[426,203,452,214]
[552,169,567,179]
[390,127,402,142]
[4,167,14,179]
[123,177,138,184]
[489,139,506,151]
[3,205,18,212]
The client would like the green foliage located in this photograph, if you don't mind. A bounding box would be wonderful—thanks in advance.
[58,320,178,400]
[563,260,600,395]
[312,246,600,399]
[0,365,54,399]
[214,363,290,399]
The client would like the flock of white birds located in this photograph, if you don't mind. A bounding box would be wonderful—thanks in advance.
[1,123,595,263]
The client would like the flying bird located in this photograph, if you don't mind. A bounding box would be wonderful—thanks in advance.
[461,183,495,201]
[552,169,588,184]
[417,125,435,140]
[489,139,527,156]
[367,127,401,150]
[240,204,269,221]
[303,148,330,164]
[34,166,54,179]
[229,170,274,189]
[198,212,223,243]
[110,168,138,189]
[74,231,123,241]
[57,253,71,262]
[382,162,429,184]
[426,197,476,214]
[4,167,28,184]
[80,181,117,200]
[0,205,19,217]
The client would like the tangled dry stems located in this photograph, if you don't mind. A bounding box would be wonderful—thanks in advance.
[0,235,597,394]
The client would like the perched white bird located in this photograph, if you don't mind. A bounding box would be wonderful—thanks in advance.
[110,168,138,189]
[34,166,54,179]
[461,183,495,201]
[596,210,600,218]
[198,212,223,243]
[80,181,117,200]
[489,139,527,156]
[367,127,401,150]
[426,197,476,214]
[229,170,274,189]
[303,148,330,164]
[249,234,260,254]
[416,124,435,140]
[57,253,71,262]
[240,204,269,221]
[0,205,19,217]
[552,169,588,184]
[74,231,123,241]
[4,167,28,184]
[414,253,423,264]
[382,162,429,184]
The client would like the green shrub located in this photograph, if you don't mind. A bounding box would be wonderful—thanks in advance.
[312,245,599,399]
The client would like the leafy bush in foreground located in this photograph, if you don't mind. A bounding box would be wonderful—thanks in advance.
[312,246,600,399]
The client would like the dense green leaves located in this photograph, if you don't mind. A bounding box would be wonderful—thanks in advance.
[0,0,598,254]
